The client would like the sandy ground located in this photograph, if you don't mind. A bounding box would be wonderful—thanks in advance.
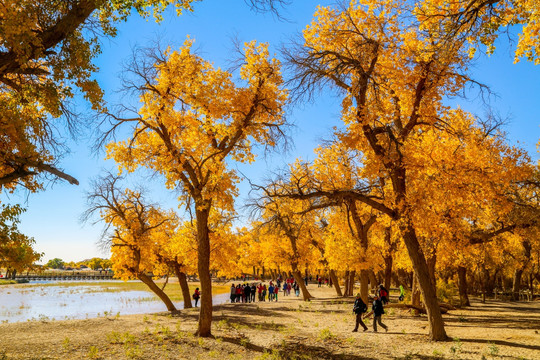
[0,285,538,360]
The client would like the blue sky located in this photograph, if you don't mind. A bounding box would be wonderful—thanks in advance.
[1,0,538,264]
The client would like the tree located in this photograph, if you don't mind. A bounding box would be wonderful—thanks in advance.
[0,205,42,277]
[46,258,66,270]
[0,0,196,193]
[279,0,509,340]
[416,0,540,63]
[250,192,316,301]
[104,39,288,336]
[83,174,178,311]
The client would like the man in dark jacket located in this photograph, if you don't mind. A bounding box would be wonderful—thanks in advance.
[352,293,368,332]
[371,295,388,332]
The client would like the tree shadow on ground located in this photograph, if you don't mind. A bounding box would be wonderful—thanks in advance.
[391,354,447,360]
[459,337,540,351]
[444,313,540,330]
[220,336,378,360]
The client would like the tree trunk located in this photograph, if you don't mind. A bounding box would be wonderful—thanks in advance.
[293,269,313,300]
[174,267,192,309]
[530,273,534,299]
[329,269,342,296]
[384,255,393,291]
[512,269,523,301]
[411,272,421,308]
[427,253,437,290]
[512,240,532,301]
[195,207,212,337]
[368,270,378,292]
[343,270,350,297]
[403,227,447,340]
[360,269,369,304]
[348,270,356,296]
[137,273,177,312]
[457,266,470,307]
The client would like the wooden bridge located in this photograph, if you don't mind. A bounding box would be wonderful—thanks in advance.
[12,271,115,281]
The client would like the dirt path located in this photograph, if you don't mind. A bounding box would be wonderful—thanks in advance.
[0,285,538,359]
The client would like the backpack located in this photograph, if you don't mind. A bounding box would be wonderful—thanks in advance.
[373,299,385,315]
[354,298,367,314]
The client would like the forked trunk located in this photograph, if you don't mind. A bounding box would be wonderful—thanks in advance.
[457,266,470,307]
[137,273,177,312]
[195,207,213,337]
[402,227,447,340]
[174,268,192,309]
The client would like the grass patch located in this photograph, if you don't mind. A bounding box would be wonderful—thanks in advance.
[0,280,18,285]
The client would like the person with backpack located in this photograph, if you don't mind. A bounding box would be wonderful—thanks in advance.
[378,284,389,304]
[192,288,201,307]
[352,293,368,332]
[364,295,388,332]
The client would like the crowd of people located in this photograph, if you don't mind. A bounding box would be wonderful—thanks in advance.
[223,276,397,334]
[229,276,302,303]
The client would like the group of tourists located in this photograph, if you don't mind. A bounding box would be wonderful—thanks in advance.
[226,275,398,335]
[316,275,333,287]
[352,284,390,333]
[230,277,302,303]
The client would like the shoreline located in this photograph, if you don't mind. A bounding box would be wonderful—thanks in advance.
[0,286,538,359]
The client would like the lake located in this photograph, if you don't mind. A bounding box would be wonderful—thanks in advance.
[0,281,230,323]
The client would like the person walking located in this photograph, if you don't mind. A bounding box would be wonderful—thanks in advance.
[235,284,242,302]
[364,295,388,332]
[399,285,405,302]
[377,284,389,305]
[244,284,251,303]
[192,288,201,307]
[268,283,274,301]
[251,283,257,302]
[230,283,236,303]
[352,293,368,332]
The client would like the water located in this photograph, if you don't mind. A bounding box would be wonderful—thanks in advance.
[0,281,230,323]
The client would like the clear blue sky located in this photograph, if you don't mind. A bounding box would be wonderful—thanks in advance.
[1,0,538,264]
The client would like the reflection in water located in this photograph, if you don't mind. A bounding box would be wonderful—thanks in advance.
[0,282,229,323]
